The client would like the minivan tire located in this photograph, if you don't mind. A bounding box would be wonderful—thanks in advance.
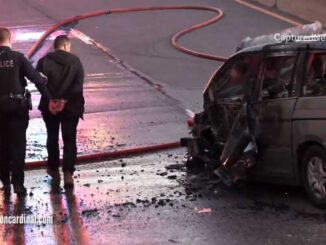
[302,145,326,208]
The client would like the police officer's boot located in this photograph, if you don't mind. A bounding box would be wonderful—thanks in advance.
[1,179,11,194]
[13,184,27,196]
[63,171,74,188]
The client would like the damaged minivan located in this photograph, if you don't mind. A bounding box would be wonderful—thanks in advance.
[181,40,326,208]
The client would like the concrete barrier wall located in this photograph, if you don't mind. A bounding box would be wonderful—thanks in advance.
[253,0,326,26]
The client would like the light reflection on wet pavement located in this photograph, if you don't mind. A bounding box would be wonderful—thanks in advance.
[0,150,187,244]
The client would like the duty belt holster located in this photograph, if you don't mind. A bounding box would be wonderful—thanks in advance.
[24,89,32,110]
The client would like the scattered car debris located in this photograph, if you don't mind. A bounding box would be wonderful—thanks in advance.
[81,209,99,217]
[167,175,177,180]
[165,164,185,171]
[195,207,212,214]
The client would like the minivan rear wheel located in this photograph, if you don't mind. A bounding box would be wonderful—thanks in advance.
[302,145,326,208]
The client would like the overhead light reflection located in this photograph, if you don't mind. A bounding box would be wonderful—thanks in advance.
[12,31,44,43]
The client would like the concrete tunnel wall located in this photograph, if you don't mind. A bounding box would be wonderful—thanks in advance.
[253,0,326,26]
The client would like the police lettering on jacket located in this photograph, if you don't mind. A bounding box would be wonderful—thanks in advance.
[0,59,14,68]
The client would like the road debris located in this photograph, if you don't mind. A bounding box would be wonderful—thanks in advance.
[195,207,212,214]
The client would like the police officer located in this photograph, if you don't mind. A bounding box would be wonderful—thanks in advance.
[0,27,52,195]
[36,35,84,188]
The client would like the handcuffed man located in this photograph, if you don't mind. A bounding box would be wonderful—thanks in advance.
[36,35,85,188]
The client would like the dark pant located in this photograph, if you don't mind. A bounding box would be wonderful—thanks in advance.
[0,99,29,185]
[43,111,79,174]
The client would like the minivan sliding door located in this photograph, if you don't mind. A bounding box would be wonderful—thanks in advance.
[251,53,299,179]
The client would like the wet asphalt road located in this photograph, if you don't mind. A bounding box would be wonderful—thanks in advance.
[1,150,326,245]
[0,0,326,244]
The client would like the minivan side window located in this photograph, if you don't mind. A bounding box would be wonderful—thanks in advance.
[260,56,297,100]
[302,53,326,97]
[213,54,262,101]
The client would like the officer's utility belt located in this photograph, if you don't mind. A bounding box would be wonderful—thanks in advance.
[0,90,32,110]
[0,93,24,99]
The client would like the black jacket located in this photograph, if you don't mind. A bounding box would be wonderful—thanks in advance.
[0,46,50,98]
[36,50,84,118]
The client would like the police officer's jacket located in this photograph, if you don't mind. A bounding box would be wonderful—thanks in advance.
[36,50,84,118]
[0,46,50,98]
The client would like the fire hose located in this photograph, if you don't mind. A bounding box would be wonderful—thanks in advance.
[27,6,226,61]
[25,3,301,169]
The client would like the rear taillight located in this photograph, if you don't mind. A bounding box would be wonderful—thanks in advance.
[187,117,195,127]
[185,109,195,127]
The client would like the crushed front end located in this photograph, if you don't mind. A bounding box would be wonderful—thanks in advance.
[180,52,260,181]
[181,99,243,172]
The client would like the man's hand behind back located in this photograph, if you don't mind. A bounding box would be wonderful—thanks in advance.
[48,99,66,115]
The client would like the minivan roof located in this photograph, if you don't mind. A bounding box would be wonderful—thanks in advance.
[237,41,326,54]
